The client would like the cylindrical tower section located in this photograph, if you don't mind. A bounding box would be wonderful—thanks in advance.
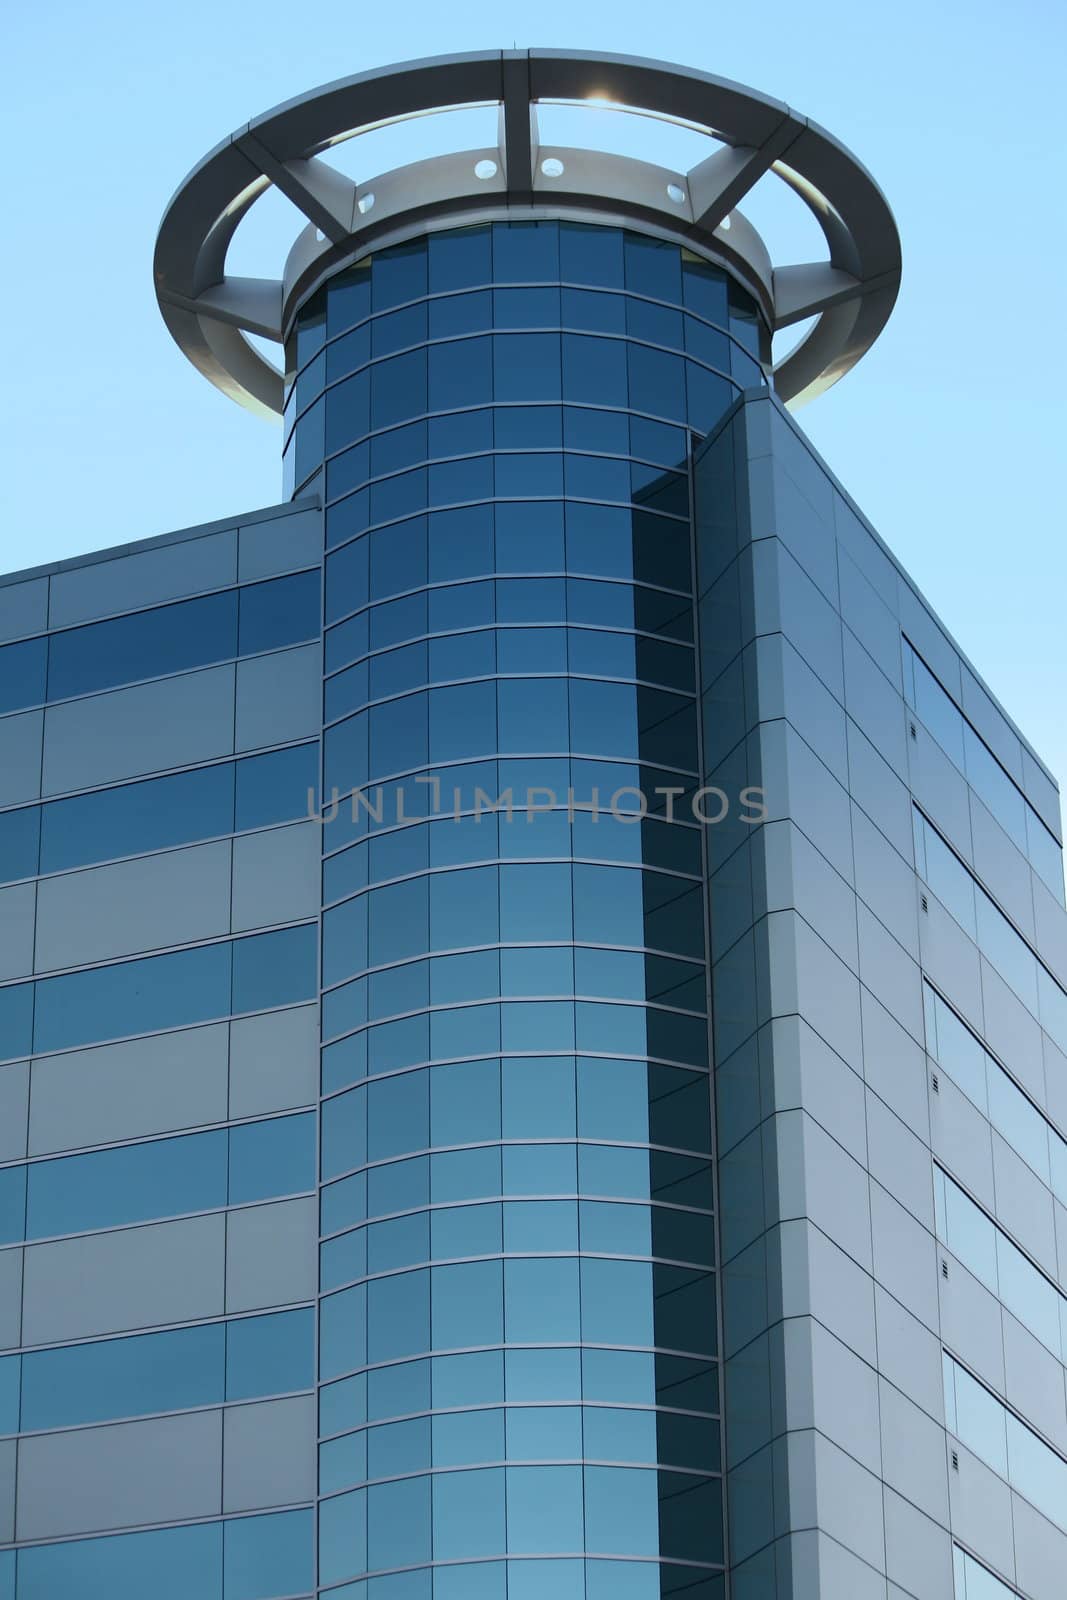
[308,220,738,1598]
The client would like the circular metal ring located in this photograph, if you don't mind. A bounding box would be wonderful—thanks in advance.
[154,50,901,417]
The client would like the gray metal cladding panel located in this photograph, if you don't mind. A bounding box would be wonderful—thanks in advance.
[15,1410,223,1541]
[48,530,237,629]
[21,1214,227,1344]
[33,840,232,972]
[41,665,236,793]
[27,1024,230,1157]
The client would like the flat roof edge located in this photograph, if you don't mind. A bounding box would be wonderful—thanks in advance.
[0,497,321,591]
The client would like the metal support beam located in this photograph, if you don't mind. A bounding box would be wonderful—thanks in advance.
[687,114,801,232]
[237,134,358,242]
[174,276,285,340]
[500,52,535,195]
[772,262,863,327]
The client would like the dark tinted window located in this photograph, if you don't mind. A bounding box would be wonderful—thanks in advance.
[26,1129,228,1239]
[226,1307,315,1400]
[33,942,232,1055]
[232,924,318,1014]
[372,239,428,310]
[234,742,319,833]
[40,762,235,874]
[47,590,237,700]
[21,1321,225,1430]
[493,220,559,282]
[0,981,33,1062]
[428,226,492,292]
[238,570,320,654]
[0,802,40,883]
[229,1113,316,1204]
[0,634,47,712]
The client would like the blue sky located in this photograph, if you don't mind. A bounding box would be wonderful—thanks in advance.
[4,0,1065,784]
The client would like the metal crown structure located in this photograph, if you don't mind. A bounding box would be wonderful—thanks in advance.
[154,50,901,419]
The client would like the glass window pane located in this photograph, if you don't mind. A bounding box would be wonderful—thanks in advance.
[226,1308,314,1401]
[433,1465,506,1560]
[368,1474,432,1570]
[328,266,372,335]
[428,337,493,410]
[26,1128,227,1239]
[238,571,319,655]
[503,1199,578,1253]
[235,743,318,832]
[0,802,40,884]
[229,1112,315,1204]
[627,297,683,348]
[562,334,627,406]
[326,322,371,384]
[558,223,624,286]
[625,235,682,301]
[368,1070,429,1162]
[320,1486,367,1587]
[494,334,561,403]
[502,1056,576,1139]
[17,1523,222,1600]
[431,1201,502,1259]
[40,760,234,873]
[434,1406,505,1467]
[495,287,560,328]
[493,221,558,282]
[498,677,569,754]
[48,592,237,701]
[21,1321,224,1430]
[372,349,428,428]
[628,344,686,421]
[582,1258,654,1344]
[369,516,428,601]
[433,1348,504,1409]
[584,1464,660,1557]
[0,635,47,713]
[320,1428,367,1494]
[429,226,492,293]
[0,981,33,1062]
[368,1268,430,1361]
[429,290,493,338]
[373,240,428,310]
[372,303,428,358]
[321,1284,367,1379]
[232,925,318,1014]
[430,1058,501,1145]
[504,1257,580,1341]
[506,1465,584,1553]
[321,1226,367,1290]
[0,1354,18,1434]
[432,1259,504,1348]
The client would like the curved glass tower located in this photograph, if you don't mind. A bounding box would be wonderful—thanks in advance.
[297,221,755,1597]
[4,39,1064,1600]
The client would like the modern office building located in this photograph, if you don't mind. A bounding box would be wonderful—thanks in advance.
[0,47,1063,1600]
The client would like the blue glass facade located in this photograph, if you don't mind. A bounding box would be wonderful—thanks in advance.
[293,222,761,1597]
[3,201,1065,1599]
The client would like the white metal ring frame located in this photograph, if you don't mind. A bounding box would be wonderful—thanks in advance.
[154,50,901,419]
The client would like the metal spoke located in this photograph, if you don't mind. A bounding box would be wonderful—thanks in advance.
[190,277,285,341]
[236,135,358,242]
[500,53,535,192]
[687,115,801,231]
[772,262,863,328]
